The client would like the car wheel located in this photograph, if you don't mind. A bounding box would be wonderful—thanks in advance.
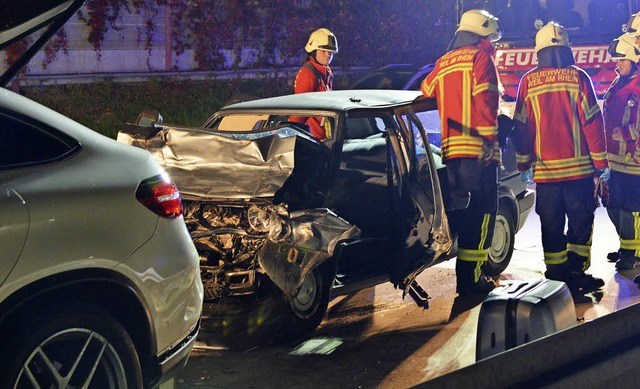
[485,204,515,277]
[0,303,143,389]
[281,260,333,340]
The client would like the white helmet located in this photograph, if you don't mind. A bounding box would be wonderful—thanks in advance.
[608,33,640,64]
[456,9,502,42]
[305,28,338,54]
[626,13,640,33]
[535,22,571,53]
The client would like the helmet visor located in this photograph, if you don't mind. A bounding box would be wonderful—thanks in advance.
[627,13,638,33]
[608,38,640,60]
[318,35,338,52]
[483,16,503,42]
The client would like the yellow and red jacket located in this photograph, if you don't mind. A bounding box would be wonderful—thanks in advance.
[421,45,500,163]
[513,66,607,182]
[603,75,640,175]
[293,58,333,93]
[290,58,333,140]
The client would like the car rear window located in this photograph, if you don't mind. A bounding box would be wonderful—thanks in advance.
[0,111,80,169]
[214,114,270,132]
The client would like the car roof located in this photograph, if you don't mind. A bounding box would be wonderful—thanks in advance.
[219,89,425,113]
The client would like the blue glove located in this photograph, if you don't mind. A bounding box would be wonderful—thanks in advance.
[519,168,533,184]
[596,167,611,183]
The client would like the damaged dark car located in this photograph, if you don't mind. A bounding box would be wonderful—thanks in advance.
[118,89,534,338]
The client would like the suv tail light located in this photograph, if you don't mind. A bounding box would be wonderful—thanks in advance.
[136,173,183,218]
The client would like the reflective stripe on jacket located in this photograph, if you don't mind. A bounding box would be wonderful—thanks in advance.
[604,75,640,175]
[421,45,500,163]
[513,66,607,183]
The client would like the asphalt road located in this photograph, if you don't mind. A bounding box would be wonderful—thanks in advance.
[170,202,640,388]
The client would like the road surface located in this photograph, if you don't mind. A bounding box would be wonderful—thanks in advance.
[171,203,640,388]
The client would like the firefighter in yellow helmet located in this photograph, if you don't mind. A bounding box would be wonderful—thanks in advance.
[626,12,640,33]
[289,28,338,140]
[513,22,608,295]
[421,9,502,296]
[603,33,640,271]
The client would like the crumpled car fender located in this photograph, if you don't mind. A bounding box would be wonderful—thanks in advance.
[257,208,360,297]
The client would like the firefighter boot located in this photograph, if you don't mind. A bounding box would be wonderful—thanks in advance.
[546,264,603,294]
[615,251,640,270]
[566,253,605,294]
[455,260,496,296]
[544,264,571,284]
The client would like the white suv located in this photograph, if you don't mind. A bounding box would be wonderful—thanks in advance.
[0,1,203,387]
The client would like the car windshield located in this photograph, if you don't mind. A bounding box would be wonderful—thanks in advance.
[210,112,338,141]
[212,126,310,141]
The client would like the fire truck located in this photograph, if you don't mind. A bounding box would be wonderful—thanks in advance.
[456,0,640,104]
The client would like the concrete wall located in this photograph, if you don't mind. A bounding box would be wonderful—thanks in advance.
[1,3,283,76]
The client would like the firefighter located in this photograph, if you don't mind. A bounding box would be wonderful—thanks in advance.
[421,9,502,296]
[513,22,608,295]
[603,33,640,270]
[627,12,640,33]
[289,28,338,140]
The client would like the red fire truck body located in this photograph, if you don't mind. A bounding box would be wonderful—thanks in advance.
[454,0,640,101]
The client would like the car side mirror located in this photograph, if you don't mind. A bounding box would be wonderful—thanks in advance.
[135,111,163,126]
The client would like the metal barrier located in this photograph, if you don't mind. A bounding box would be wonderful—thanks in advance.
[418,301,640,388]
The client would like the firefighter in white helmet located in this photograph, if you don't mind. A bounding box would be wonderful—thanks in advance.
[289,28,338,140]
[626,12,640,33]
[603,33,640,270]
[420,9,502,296]
[513,22,608,296]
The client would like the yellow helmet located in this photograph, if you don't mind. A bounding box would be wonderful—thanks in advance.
[626,13,640,33]
[608,33,640,64]
[535,22,571,53]
[456,9,502,42]
[305,28,338,54]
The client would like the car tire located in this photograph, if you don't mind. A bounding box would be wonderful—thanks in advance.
[486,204,516,277]
[280,260,334,340]
[0,303,143,388]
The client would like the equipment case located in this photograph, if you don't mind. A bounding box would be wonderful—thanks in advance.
[476,279,577,360]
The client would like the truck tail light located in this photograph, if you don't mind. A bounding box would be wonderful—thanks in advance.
[136,173,183,218]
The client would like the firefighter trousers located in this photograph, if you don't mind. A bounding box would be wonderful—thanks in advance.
[535,177,597,275]
[607,171,640,259]
[445,159,498,285]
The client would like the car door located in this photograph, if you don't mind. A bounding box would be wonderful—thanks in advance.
[0,183,28,286]
[385,103,453,292]
[329,113,397,279]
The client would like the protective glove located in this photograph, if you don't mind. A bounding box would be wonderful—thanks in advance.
[596,167,611,183]
[519,168,533,184]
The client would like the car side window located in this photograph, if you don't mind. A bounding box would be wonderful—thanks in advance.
[414,110,442,148]
[0,112,79,169]
[341,115,388,175]
[344,116,385,140]
[395,110,439,201]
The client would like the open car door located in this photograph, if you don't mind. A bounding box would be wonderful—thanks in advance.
[385,99,453,305]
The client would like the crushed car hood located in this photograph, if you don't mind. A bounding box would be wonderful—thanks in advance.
[118,125,322,199]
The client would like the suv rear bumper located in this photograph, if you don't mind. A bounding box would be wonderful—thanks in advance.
[156,318,201,385]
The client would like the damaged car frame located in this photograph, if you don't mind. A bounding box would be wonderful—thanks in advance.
[119,89,534,338]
